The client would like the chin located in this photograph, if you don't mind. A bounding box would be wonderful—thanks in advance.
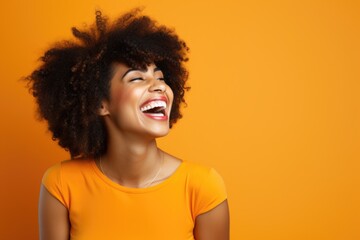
[146,127,170,139]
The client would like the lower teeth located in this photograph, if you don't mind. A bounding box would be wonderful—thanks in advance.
[147,113,164,117]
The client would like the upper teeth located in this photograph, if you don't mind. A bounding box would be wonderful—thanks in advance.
[140,100,167,112]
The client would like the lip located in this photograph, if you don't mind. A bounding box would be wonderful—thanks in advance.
[140,96,168,108]
[142,113,168,121]
[140,96,169,121]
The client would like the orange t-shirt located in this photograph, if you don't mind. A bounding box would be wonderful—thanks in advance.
[42,159,227,240]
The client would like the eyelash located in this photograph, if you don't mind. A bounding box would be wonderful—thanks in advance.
[130,77,166,82]
[130,78,143,82]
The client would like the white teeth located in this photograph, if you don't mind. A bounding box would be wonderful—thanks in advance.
[140,100,167,112]
[148,113,165,116]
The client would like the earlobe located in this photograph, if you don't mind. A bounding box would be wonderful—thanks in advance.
[98,103,110,116]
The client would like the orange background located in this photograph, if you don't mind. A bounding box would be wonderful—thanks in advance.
[0,0,359,239]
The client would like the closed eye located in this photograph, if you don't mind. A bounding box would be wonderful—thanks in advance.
[130,77,144,82]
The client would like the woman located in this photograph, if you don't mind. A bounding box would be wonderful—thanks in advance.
[28,9,229,240]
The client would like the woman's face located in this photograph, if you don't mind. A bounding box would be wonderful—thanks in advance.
[101,62,174,139]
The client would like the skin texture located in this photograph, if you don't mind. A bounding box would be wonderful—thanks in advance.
[101,63,173,141]
[97,63,176,187]
[38,64,230,239]
[194,200,230,240]
[38,186,69,240]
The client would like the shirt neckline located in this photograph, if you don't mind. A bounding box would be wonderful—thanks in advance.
[90,158,186,194]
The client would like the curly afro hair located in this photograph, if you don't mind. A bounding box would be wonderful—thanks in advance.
[26,9,190,159]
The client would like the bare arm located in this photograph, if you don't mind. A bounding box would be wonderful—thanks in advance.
[38,184,70,240]
[194,200,230,240]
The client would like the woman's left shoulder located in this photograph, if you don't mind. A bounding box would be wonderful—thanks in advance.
[181,160,228,219]
[182,160,217,176]
[162,152,225,186]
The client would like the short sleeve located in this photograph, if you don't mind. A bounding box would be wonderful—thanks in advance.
[41,162,67,208]
[193,167,227,217]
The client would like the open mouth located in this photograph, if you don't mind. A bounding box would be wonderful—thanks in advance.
[140,100,167,117]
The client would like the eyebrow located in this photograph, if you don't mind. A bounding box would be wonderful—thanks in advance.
[121,67,162,79]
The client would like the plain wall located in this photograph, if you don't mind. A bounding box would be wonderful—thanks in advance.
[0,0,359,239]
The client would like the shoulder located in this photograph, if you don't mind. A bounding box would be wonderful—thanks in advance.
[44,157,91,171]
[41,158,95,208]
[182,161,228,219]
[46,158,93,172]
[183,161,223,181]
[42,158,94,187]
[183,161,224,184]
[60,158,93,167]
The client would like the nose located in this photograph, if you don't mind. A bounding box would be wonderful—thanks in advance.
[149,79,166,93]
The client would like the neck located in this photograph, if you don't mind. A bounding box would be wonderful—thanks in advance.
[101,130,163,188]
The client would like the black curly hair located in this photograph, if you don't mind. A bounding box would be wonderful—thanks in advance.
[26,8,190,159]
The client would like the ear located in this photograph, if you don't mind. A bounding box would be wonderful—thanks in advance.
[98,102,110,116]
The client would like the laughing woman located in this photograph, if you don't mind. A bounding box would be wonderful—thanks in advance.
[28,9,229,240]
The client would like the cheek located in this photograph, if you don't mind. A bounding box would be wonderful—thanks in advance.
[167,87,174,106]
[113,87,143,108]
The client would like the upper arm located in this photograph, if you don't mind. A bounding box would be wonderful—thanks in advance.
[38,184,70,240]
[194,200,230,240]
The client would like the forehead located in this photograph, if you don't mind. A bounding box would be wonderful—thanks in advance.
[111,62,161,77]
[111,62,131,77]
